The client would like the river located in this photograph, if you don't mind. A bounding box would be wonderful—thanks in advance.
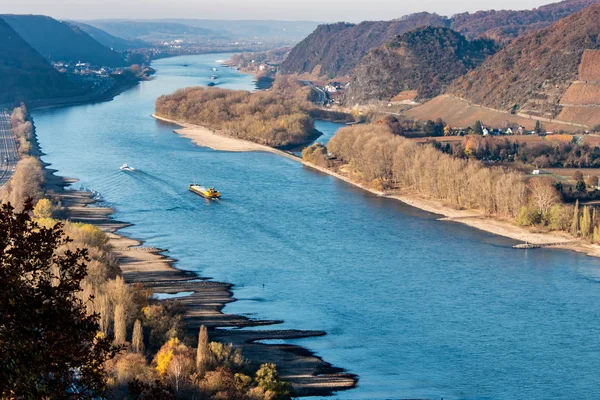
[33,54,600,400]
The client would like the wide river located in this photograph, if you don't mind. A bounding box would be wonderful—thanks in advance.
[34,54,600,399]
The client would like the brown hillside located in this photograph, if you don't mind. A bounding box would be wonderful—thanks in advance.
[279,13,451,78]
[344,27,497,104]
[449,4,600,119]
[280,0,597,79]
[450,0,599,41]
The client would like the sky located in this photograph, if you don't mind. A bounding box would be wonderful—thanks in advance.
[0,0,557,22]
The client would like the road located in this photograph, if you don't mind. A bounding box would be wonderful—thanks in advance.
[300,80,327,106]
[0,111,19,189]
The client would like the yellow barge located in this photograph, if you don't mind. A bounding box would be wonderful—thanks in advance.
[189,184,221,199]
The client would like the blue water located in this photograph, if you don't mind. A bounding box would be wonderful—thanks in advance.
[33,54,600,400]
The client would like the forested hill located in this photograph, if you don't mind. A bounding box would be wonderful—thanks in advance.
[1,15,126,67]
[450,0,599,42]
[280,0,599,79]
[279,13,450,77]
[0,19,82,104]
[448,3,600,118]
[345,27,497,105]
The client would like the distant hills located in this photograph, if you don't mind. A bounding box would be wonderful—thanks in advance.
[80,20,227,43]
[0,19,83,104]
[1,15,126,67]
[80,19,320,44]
[449,3,600,120]
[280,0,600,79]
[69,21,148,51]
[345,27,497,104]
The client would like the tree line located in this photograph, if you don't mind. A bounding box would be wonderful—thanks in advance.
[0,105,44,210]
[326,123,526,218]
[437,135,600,168]
[308,118,600,242]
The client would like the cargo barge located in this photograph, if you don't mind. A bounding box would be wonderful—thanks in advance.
[189,184,221,199]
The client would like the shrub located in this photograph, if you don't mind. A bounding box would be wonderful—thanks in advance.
[516,206,542,226]
[548,204,573,231]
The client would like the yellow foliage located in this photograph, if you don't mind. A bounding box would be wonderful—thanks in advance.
[545,134,574,143]
[154,337,190,376]
[33,198,54,219]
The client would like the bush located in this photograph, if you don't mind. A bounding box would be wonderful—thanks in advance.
[516,206,543,226]
[301,143,330,167]
[548,204,573,230]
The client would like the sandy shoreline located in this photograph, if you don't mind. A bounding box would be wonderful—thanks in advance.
[155,114,600,259]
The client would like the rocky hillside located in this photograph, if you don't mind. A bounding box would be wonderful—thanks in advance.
[279,13,450,78]
[280,0,598,79]
[0,19,82,104]
[450,0,599,42]
[448,3,600,119]
[345,27,497,105]
[1,15,126,67]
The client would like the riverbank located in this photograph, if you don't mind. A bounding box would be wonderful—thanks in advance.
[43,159,357,397]
[157,115,600,259]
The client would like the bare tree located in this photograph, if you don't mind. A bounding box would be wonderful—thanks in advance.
[528,178,559,216]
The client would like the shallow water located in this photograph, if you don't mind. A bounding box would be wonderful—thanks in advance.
[33,54,600,399]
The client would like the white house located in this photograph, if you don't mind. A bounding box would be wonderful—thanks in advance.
[482,128,490,136]
[506,127,513,135]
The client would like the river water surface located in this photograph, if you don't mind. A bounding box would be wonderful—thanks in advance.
[33,54,600,399]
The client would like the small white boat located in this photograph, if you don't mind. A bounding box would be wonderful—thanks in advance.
[120,163,135,171]
[211,74,218,80]
[212,67,218,71]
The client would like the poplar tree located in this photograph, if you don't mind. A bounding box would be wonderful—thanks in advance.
[196,325,210,374]
[571,200,580,236]
[132,319,144,354]
[113,304,127,345]
[581,206,592,238]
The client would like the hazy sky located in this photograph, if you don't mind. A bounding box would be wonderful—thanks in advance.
[1,0,556,22]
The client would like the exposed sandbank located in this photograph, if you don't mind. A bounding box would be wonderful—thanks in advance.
[44,167,357,397]
[155,115,600,258]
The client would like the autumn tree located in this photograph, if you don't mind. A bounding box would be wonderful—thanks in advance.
[255,363,291,399]
[33,198,55,219]
[580,206,593,238]
[132,319,144,354]
[585,175,599,188]
[535,120,544,134]
[0,201,116,398]
[571,200,580,236]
